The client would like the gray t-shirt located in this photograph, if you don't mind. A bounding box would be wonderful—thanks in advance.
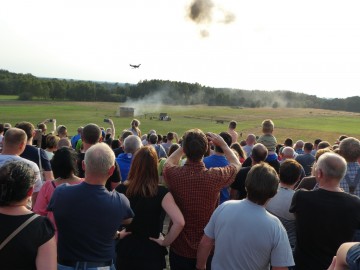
[205,199,294,270]
[266,187,296,250]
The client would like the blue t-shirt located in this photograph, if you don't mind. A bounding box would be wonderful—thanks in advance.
[116,153,133,182]
[71,134,81,149]
[203,154,230,204]
[48,182,134,262]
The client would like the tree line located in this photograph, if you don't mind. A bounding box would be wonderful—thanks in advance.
[1,69,359,113]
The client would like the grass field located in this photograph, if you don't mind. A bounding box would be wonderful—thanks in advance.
[1,99,360,144]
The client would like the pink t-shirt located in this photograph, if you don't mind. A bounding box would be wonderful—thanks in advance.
[33,179,83,238]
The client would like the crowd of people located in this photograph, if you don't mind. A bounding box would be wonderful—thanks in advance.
[0,118,360,270]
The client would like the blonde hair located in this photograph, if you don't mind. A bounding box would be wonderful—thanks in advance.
[262,119,274,133]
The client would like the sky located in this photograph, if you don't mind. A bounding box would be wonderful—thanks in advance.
[1,0,360,99]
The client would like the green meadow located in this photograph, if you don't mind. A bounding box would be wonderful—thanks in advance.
[1,98,360,144]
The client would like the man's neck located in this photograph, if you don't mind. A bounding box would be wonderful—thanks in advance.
[84,176,107,186]
[1,149,19,156]
[82,142,95,152]
[279,182,295,190]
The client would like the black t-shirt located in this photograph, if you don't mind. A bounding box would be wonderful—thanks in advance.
[0,213,55,270]
[77,152,121,191]
[230,166,251,199]
[290,189,360,270]
[115,184,168,261]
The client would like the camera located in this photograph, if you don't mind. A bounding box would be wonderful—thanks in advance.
[104,119,110,123]
[49,119,53,122]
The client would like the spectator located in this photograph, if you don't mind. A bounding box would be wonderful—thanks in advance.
[290,152,360,270]
[203,132,233,204]
[227,120,239,143]
[16,121,54,181]
[57,138,71,149]
[163,130,240,270]
[0,128,42,207]
[311,138,322,156]
[33,147,83,237]
[128,119,141,137]
[116,135,142,182]
[294,140,304,155]
[295,148,332,190]
[36,119,57,149]
[230,142,247,163]
[295,142,315,176]
[242,133,256,157]
[148,133,167,159]
[114,130,132,157]
[162,132,175,155]
[44,135,60,160]
[266,159,302,252]
[115,146,184,269]
[0,123,4,153]
[257,119,280,173]
[0,161,56,270]
[77,123,121,191]
[339,137,360,196]
[196,163,294,270]
[48,143,134,270]
[230,143,268,200]
[318,140,332,150]
[56,125,68,139]
[70,126,83,149]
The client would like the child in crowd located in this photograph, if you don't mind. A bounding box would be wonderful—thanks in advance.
[257,119,278,162]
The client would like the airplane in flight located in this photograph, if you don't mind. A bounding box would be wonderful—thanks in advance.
[129,64,141,68]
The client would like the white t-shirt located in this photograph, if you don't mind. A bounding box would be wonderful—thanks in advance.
[0,155,43,192]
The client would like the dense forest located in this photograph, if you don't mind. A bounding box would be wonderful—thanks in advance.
[1,69,359,112]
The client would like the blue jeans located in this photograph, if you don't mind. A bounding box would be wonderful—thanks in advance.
[58,263,116,270]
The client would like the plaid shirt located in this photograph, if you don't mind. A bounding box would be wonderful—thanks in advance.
[163,160,237,258]
[340,162,360,197]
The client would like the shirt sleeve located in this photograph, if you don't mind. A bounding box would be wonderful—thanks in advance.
[33,181,52,216]
[40,148,52,171]
[270,221,295,267]
[204,203,226,239]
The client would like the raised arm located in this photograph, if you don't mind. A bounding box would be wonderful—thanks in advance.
[149,192,185,246]
[108,118,116,139]
[165,146,184,166]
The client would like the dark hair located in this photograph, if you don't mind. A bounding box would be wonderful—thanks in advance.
[120,130,133,142]
[57,125,67,136]
[245,163,278,205]
[111,139,120,149]
[284,138,293,147]
[149,134,158,144]
[38,123,46,131]
[126,146,158,198]
[182,129,208,162]
[229,121,237,129]
[82,124,101,144]
[314,139,322,145]
[0,161,36,206]
[304,142,313,151]
[0,123,4,133]
[167,132,174,141]
[215,132,232,153]
[279,159,302,185]
[168,143,180,156]
[15,121,34,140]
[51,147,79,179]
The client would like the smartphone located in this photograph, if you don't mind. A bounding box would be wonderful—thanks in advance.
[49,119,53,122]
[104,119,110,123]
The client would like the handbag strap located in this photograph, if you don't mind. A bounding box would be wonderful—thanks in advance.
[0,214,39,251]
